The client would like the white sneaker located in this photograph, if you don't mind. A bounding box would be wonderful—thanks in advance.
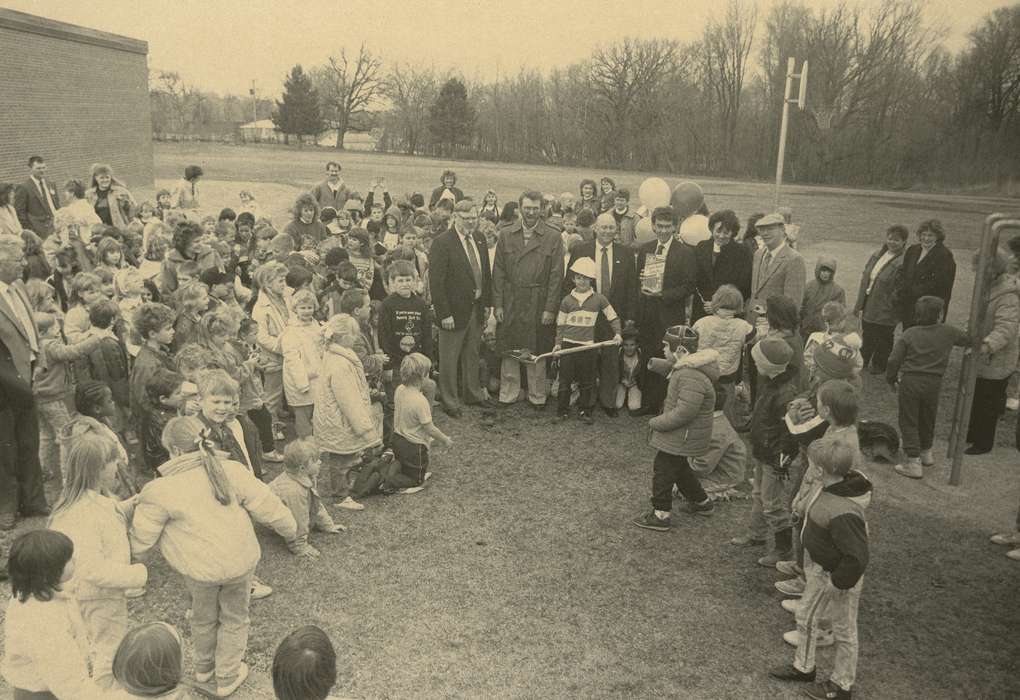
[895,459,923,479]
[336,496,365,511]
[775,577,806,597]
[216,662,250,697]
[783,629,834,648]
[990,532,1020,546]
[1006,398,1019,411]
[250,579,273,600]
[781,598,802,614]
[195,670,214,684]
[423,471,433,482]
[1007,548,1020,562]
[395,486,426,495]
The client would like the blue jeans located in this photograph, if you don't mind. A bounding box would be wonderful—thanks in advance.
[185,570,254,686]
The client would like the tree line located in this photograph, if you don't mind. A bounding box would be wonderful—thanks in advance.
[151,0,1020,192]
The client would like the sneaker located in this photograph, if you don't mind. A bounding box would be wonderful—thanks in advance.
[804,679,852,700]
[395,486,426,495]
[775,577,806,597]
[783,629,834,648]
[250,579,273,600]
[423,472,433,482]
[991,532,1020,546]
[195,670,214,684]
[894,459,923,479]
[680,500,715,516]
[781,598,802,614]
[776,560,803,577]
[125,587,146,599]
[1007,548,1020,562]
[1007,397,1019,411]
[729,534,766,546]
[578,410,593,425]
[216,662,250,697]
[768,663,816,682]
[632,512,671,532]
[919,449,935,467]
[262,450,284,463]
[336,496,365,511]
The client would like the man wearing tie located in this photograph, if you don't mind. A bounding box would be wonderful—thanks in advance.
[564,212,638,416]
[636,206,698,414]
[429,199,495,417]
[746,213,806,326]
[0,238,49,529]
[14,155,60,238]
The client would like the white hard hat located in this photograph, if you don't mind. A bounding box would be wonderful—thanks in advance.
[569,257,597,280]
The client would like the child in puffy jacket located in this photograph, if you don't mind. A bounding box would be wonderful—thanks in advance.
[693,284,754,424]
[129,415,297,698]
[280,289,324,438]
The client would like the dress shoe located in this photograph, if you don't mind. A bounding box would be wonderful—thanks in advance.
[441,404,463,418]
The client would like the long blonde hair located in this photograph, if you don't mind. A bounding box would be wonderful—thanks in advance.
[161,416,234,505]
[50,433,119,519]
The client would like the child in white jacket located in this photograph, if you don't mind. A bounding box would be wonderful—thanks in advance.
[49,433,148,690]
[2,530,106,699]
[129,415,297,698]
[281,288,325,438]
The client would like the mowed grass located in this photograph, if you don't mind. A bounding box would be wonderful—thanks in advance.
[0,144,1017,699]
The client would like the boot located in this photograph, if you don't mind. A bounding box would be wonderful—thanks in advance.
[758,527,793,567]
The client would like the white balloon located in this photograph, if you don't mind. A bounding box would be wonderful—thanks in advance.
[634,216,655,244]
[638,177,671,211]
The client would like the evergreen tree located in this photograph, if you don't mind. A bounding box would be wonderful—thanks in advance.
[273,65,323,145]
[428,78,476,157]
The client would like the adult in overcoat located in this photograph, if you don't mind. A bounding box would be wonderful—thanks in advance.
[692,209,753,320]
[853,225,906,372]
[897,219,956,328]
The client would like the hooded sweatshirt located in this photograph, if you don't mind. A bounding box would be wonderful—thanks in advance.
[381,204,405,250]
[801,469,872,589]
[800,255,845,337]
[648,349,720,456]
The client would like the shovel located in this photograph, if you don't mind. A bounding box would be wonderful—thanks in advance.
[504,338,621,365]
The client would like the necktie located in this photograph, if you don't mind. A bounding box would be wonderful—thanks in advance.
[464,235,482,298]
[600,246,611,292]
[761,250,772,276]
[37,179,55,215]
[655,242,664,257]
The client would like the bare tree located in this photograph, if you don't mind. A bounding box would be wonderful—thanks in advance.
[701,0,759,171]
[384,63,440,155]
[313,45,385,149]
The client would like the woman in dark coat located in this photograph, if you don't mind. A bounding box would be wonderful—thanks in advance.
[897,219,956,328]
[692,209,753,321]
[853,224,907,372]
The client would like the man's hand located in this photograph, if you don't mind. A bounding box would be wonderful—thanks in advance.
[541,311,555,325]
[441,316,455,331]
[494,308,504,323]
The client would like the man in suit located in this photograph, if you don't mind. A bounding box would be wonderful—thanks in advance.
[636,206,698,414]
[429,199,495,417]
[746,213,807,326]
[564,212,638,416]
[309,161,350,213]
[14,155,60,238]
[692,209,753,320]
[0,238,49,529]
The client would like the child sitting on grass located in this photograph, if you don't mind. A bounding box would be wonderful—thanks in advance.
[269,439,346,559]
[689,387,748,501]
[49,434,148,689]
[130,415,297,698]
[387,353,452,494]
[885,295,968,479]
[2,530,106,698]
[109,622,189,699]
[769,440,871,700]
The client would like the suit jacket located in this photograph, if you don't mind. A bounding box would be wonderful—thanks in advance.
[897,242,956,325]
[309,180,351,212]
[0,280,41,386]
[636,238,698,339]
[564,241,638,339]
[693,239,753,318]
[747,244,807,324]
[14,178,61,237]
[429,227,492,330]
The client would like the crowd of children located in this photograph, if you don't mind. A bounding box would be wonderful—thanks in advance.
[3,161,1018,699]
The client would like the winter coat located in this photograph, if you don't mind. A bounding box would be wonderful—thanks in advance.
[129,343,175,417]
[251,289,290,372]
[648,349,719,456]
[83,332,130,407]
[130,452,297,583]
[492,220,564,353]
[613,208,640,248]
[33,334,102,402]
[268,471,336,555]
[801,470,873,589]
[281,318,324,405]
[800,255,845,337]
[692,310,754,378]
[314,344,383,456]
[692,239,753,319]
[86,185,136,229]
[898,242,956,326]
[49,491,147,601]
[976,275,1020,380]
[2,592,103,699]
[750,366,800,463]
[854,245,903,326]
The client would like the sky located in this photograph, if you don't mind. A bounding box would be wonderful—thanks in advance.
[3,0,1013,98]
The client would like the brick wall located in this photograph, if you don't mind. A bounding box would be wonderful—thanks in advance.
[0,10,153,192]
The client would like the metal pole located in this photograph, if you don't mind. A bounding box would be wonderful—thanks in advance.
[774,57,795,210]
[947,215,1020,485]
[251,80,257,123]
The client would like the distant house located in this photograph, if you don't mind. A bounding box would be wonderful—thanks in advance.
[239,119,381,150]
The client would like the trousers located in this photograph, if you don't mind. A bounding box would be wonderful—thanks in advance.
[184,571,253,687]
[897,373,941,457]
[794,553,862,692]
[438,306,487,410]
[747,459,792,537]
[650,451,708,512]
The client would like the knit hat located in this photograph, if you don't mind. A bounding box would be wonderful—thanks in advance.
[813,333,862,381]
[752,337,793,377]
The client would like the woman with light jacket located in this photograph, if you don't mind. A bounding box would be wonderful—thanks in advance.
[86,163,136,228]
[965,249,1020,455]
[250,261,290,421]
[854,224,907,372]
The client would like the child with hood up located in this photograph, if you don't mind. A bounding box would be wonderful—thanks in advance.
[801,256,846,338]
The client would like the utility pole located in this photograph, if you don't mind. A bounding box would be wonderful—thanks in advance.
[250,80,257,123]
[774,57,809,209]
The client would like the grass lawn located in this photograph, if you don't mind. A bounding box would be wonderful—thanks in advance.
[0,144,1017,698]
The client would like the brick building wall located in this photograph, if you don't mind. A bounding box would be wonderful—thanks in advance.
[0,9,153,192]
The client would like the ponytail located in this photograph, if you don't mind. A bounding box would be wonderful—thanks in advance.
[162,416,234,506]
[195,429,234,506]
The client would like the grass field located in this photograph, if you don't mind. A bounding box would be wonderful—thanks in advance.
[1,143,1018,699]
